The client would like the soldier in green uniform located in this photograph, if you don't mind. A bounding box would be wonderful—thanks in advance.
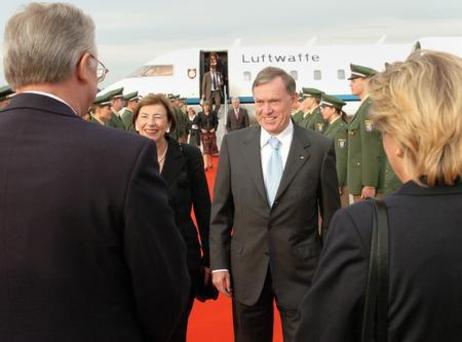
[89,93,112,126]
[0,85,14,109]
[120,91,139,132]
[291,92,304,124]
[298,87,327,133]
[321,94,349,207]
[347,63,401,201]
[106,87,126,130]
[168,94,188,142]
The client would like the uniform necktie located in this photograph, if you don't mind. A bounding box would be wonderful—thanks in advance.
[266,137,283,206]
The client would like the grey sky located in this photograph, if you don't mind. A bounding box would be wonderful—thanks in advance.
[1,0,461,86]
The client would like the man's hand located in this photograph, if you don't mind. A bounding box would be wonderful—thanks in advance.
[212,270,232,297]
[361,186,376,199]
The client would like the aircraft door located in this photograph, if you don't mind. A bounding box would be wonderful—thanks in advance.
[200,50,229,105]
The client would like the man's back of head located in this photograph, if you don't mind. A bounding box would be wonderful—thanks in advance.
[3,3,99,116]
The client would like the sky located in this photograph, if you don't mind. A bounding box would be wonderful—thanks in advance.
[0,0,461,87]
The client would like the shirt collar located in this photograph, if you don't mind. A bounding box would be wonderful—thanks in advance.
[260,119,293,148]
[21,90,78,115]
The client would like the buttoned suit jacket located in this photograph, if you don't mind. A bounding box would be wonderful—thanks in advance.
[210,125,340,309]
[201,70,223,101]
[226,107,249,132]
[0,93,190,341]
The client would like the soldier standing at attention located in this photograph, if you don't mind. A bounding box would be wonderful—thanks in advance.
[297,87,326,133]
[120,91,139,132]
[321,94,349,207]
[291,92,304,125]
[89,93,113,126]
[347,64,385,201]
[107,87,126,130]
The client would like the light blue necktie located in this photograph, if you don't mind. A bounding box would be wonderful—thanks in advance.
[266,136,283,206]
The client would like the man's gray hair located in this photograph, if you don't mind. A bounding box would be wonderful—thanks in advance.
[252,67,296,94]
[3,3,96,89]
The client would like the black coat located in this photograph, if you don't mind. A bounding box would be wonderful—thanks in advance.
[161,137,211,274]
[197,111,218,132]
[0,93,190,342]
[295,181,462,342]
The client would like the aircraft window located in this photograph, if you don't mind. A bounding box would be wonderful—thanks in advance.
[337,69,346,79]
[290,71,298,80]
[314,70,322,80]
[129,65,174,77]
[243,71,251,81]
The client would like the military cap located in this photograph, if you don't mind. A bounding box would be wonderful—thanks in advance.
[348,64,377,80]
[302,87,324,99]
[167,93,175,100]
[106,87,124,99]
[320,94,346,110]
[0,85,14,101]
[123,91,139,102]
[93,92,112,106]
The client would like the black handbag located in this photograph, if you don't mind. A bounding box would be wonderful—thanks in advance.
[361,199,389,342]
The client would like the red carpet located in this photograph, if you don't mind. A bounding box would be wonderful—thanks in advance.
[187,156,283,341]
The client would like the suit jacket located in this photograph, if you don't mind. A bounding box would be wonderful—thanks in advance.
[226,107,249,132]
[210,125,340,308]
[161,137,211,274]
[295,181,462,342]
[201,70,223,100]
[0,93,190,341]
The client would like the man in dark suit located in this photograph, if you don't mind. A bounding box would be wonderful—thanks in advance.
[226,96,250,133]
[210,67,340,342]
[0,3,190,341]
[201,53,223,113]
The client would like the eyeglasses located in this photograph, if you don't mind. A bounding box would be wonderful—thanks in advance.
[91,55,109,83]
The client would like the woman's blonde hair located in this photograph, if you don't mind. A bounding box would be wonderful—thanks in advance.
[369,50,462,186]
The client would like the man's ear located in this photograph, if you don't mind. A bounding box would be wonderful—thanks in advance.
[76,53,94,83]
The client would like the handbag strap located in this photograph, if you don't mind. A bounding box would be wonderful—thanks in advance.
[361,199,389,342]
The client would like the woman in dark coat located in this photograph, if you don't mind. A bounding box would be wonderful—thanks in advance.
[197,102,218,170]
[186,106,201,147]
[295,51,462,342]
[133,94,213,342]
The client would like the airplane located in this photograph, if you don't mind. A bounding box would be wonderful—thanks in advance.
[100,36,462,116]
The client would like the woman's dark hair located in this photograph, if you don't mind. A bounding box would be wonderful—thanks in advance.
[132,93,176,133]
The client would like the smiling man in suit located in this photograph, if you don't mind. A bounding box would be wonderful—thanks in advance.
[210,66,340,342]
[226,96,250,133]
[0,3,189,341]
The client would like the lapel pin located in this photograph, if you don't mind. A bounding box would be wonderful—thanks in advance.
[300,155,305,160]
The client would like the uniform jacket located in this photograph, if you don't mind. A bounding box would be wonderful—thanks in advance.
[347,97,385,195]
[107,109,126,130]
[120,107,135,132]
[210,125,340,308]
[226,107,249,132]
[307,106,327,133]
[295,181,462,342]
[0,93,190,342]
[161,137,211,272]
[324,117,348,187]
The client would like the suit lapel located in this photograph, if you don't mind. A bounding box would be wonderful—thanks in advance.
[275,126,311,201]
[242,127,267,202]
[161,139,186,188]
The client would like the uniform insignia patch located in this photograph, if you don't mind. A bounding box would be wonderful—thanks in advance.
[338,138,346,149]
[364,119,373,132]
[317,123,324,132]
